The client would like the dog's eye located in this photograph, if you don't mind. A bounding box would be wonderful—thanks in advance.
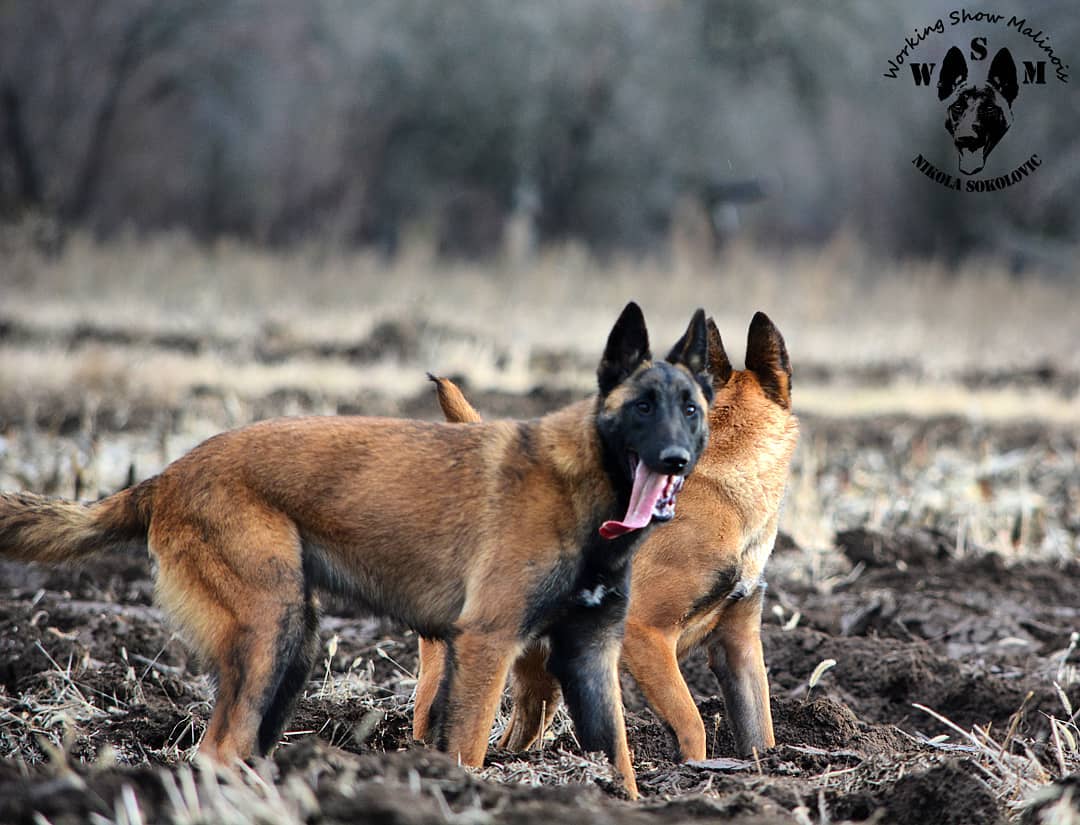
[684,402,697,418]
[635,400,652,415]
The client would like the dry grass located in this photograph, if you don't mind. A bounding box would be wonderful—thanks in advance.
[4,228,1080,380]
[0,224,1077,537]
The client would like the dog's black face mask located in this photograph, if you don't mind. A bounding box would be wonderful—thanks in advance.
[938,46,1019,175]
[595,303,712,539]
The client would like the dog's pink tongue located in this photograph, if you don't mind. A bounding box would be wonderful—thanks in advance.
[599,462,669,540]
[958,148,984,175]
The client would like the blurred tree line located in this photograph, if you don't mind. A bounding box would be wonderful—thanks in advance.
[0,0,1076,266]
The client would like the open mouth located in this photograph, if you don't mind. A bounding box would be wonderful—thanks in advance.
[599,452,686,540]
[957,147,986,175]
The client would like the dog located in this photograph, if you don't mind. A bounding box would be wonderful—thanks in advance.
[416,312,797,763]
[938,46,1019,175]
[0,301,713,799]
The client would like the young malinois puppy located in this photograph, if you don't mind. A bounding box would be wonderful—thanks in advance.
[417,312,797,763]
[0,302,713,798]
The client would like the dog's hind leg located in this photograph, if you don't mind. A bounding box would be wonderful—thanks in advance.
[547,610,638,799]
[622,619,706,761]
[255,593,320,755]
[705,582,774,757]
[498,640,561,750]
[413,637,446,743]
[150,509,309,764]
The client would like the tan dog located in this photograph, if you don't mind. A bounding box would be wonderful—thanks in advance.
[0,302,716,799]
[416,312,798,762]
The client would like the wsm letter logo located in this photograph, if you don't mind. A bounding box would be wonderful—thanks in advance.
[883,12,1067,193]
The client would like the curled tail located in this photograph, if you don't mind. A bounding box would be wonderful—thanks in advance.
[0,481,153,564]
[427,373,483,424]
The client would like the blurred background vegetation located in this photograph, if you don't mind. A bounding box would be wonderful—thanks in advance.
[1,0,1076,268]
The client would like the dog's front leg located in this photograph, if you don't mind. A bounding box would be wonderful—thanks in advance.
[547,609,638,799]
[705,582,774,757]
[412,637,447,743]
[434,629,520,767]
[622,618,706,761]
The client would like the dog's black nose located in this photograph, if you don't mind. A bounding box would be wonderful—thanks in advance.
[659,447,690,474]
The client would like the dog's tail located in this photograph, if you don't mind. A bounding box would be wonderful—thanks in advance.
[427,373,483,424]
[0,481,154,564]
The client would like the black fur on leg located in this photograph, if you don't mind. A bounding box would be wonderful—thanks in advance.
[545,586,629,762]
[256,596,320,756]
[429,639,457,752]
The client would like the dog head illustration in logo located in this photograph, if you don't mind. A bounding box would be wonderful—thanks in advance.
[938,46,1019,175]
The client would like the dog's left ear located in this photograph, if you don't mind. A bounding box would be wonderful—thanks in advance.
[745,311,792,409]
[938,46,967,100]
[988,48,1018,106]
[666,308,713,403]
[598,301,652,396]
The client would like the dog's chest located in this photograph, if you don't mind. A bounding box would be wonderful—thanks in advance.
[675,524,778,656]
[676,577,764,657]
[738,522,776,589]
[519,528,638,637]
[568,542,634,614]
[577,581,614,607]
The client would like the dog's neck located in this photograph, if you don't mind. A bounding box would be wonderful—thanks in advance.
[530,397,632,533]
[703,373,799,517]
[532,399,602,482]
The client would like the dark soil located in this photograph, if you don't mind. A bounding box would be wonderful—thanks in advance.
[1,520,1075,824]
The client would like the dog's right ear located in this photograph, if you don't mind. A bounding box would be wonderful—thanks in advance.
[705,317,733,391]
[938,46,967,100]
[745,311,791,409]
[598,301,651,396]
[666,308,713,403]
[988,47,1018,106]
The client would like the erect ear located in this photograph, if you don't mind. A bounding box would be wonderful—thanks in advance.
[705,317,733,390]
[597,301,651,396]
[745,311,791,409]
[666,308,713,403]
[938,46,967,100]
[988,47,1018,106]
